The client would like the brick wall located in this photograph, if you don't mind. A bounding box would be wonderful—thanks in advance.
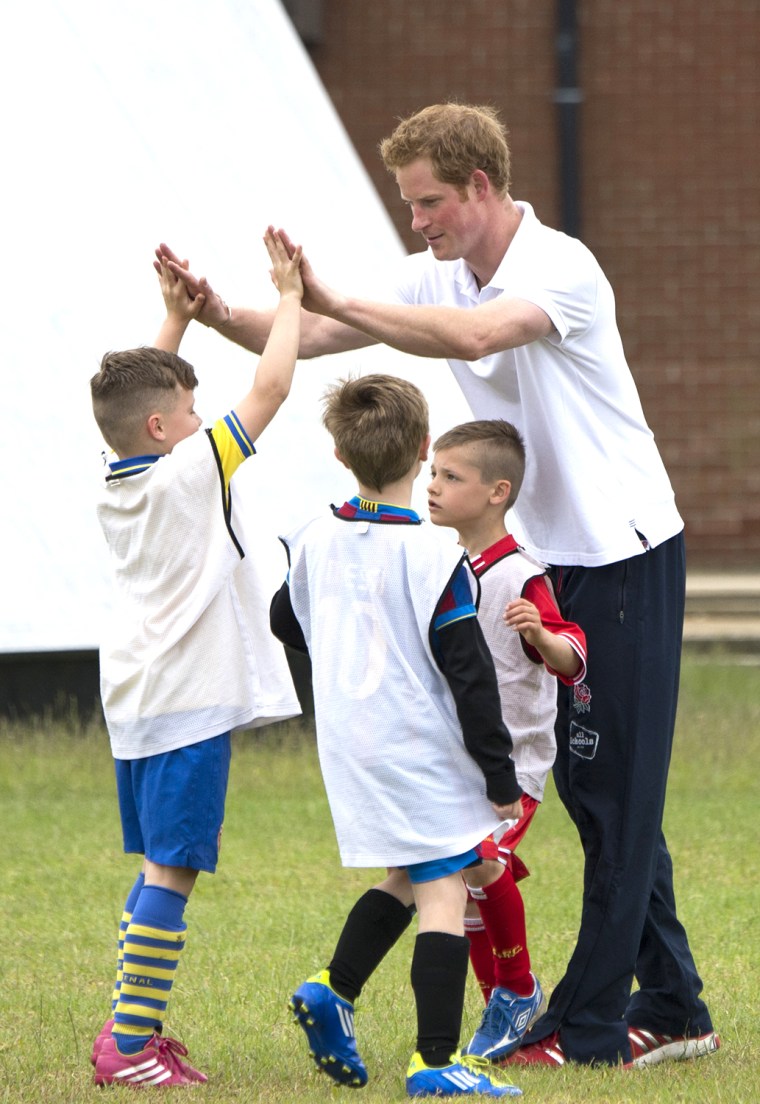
[301,0,760,566]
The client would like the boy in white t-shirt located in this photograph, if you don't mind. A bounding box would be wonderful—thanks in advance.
[270,374,522,1099]
[89,230,302,1087]
[427,419,586,1062]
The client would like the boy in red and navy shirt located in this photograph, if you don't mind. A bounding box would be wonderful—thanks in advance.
[428,419,586,1064]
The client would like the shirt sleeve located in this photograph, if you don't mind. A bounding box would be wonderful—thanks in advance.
[523,573,588,684]
[269,579,308,653]
[500,230,601,346]
[209,412,256,495]
[434,564,522,806]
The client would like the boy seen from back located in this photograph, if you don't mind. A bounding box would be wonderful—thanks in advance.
[270,375,523,1099]
[427,419,587,1063]
[89,229,303,1087]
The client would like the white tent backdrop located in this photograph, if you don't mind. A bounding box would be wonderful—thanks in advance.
[0,0,471,653]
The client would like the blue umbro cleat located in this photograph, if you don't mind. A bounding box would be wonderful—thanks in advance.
[289,969,368,1087]
[463,974,546,1062]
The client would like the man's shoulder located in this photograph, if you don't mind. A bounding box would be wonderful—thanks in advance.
[512,201,593,260]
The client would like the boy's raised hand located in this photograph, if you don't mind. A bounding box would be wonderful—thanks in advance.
[226,228,303,446]
[157,258,206,324]
[153,259,205,354]
[154,243,230,327]
[274,227,344,318]
[264,226,304,301]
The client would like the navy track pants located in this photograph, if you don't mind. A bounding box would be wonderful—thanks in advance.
[525,532,713,1064]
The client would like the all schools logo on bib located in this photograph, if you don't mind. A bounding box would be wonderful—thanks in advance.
[569,722,599,760]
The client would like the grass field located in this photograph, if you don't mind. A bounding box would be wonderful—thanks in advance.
[1,657,758,1102]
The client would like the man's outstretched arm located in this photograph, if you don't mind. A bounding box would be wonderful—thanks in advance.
[154,241,373,360]
[272,228,554,361]
[300,256,553,360]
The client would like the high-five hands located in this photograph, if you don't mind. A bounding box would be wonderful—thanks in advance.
[153,244,231,327]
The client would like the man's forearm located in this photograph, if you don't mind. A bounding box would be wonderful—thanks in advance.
[325,294,553,361]
[326,296,468,359]
[207,306,276,356]
[213,306,373,360]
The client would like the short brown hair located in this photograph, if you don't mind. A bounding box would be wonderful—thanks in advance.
[322,374,429,493]
[433,420,525,509]
[91,346,198,455]
[379,103,511,197]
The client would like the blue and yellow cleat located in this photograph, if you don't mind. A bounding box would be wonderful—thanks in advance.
[406,1051,522,1097]
[289,969,368,1088]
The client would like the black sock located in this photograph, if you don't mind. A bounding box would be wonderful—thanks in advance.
[411,931,470,1067]
[328,888,414,1003]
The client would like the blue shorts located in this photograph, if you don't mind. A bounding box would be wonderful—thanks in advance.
[405,848,480,885]
[115,733,231,873]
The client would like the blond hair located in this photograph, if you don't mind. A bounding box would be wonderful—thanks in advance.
[322,374,429,492]
[380,103,511,197]
[433,420,525,509]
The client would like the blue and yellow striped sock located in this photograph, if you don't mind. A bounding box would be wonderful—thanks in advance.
[111,872,145,1011]
[112,885,188,1056]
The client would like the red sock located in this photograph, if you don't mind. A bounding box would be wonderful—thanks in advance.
[464,915,494,1004]
[471,867,533,996]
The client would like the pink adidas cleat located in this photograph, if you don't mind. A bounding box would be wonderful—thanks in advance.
[94,1033,207,1087]
[91,1018,114,1066]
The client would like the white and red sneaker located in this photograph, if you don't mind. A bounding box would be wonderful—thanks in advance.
[501,1031,566,1067]
[627,1027,720,1068]
[94,1033,207,1087]
[504,1026,720,1070]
